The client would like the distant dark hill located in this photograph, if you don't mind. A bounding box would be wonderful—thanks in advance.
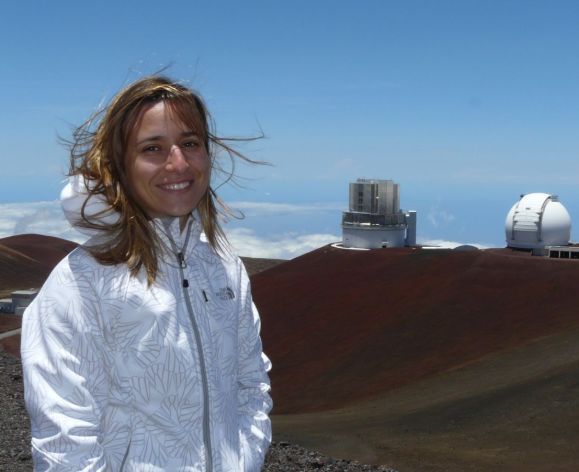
[252,245,579,414]
[241,256,286,276]
[0,234,284,299]
[0,234,284,356]
[0,234,78,297]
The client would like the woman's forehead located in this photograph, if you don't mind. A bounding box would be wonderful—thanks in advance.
[129,100,205,139]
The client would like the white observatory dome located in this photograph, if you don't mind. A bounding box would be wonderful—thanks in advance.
[505,193,571,249]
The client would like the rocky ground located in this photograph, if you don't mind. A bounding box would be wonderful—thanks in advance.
[265,442,397,471]
[0,349,31,471]
[0,349,397,471]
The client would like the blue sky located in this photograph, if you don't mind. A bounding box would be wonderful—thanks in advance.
[2,0,579,256]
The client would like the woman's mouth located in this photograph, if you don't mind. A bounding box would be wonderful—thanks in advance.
[159,181,192,191]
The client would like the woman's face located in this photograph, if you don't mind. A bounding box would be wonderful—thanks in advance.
[125,101,210,228]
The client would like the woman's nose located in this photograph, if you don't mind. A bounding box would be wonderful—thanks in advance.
[166,145,189,173]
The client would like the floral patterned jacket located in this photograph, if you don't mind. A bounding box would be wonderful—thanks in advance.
[21,210,272,471]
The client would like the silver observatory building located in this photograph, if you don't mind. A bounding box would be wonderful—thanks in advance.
[342,178,417,249]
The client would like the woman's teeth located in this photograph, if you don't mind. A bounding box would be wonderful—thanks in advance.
[161,181,191,190]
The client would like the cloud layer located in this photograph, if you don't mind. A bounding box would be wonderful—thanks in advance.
[0,201,342,259]
[227,228,340,259]
[418,238,489,250]
[0,201,88,244]
[0,201,488,259]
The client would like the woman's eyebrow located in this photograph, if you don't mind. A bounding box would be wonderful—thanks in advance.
[136,131,198,146]
[136,135,163,146]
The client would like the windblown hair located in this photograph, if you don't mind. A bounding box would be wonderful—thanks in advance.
[68,75,253,284]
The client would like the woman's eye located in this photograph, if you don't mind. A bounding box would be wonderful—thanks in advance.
[143,145,160,153]
[182,140,200,149]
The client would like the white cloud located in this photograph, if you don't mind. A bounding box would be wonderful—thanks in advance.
[419,238,489,249]
[0,201,340,259]
[427,208,455,227]
[0,201,491,258]
[226,228,340,259]
[0,201,88,244]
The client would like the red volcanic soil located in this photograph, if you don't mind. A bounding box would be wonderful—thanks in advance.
[252,245,579,414]
[0,315,22,333]
[0,234,77,298]
[0,234,77,355]
[4,237,579,469]
[0,333,20,357]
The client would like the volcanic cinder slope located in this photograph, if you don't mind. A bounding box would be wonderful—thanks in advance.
[0,234,78,355]
[3,235,579,470]
[0,234,77,299]
[252,245,579,471]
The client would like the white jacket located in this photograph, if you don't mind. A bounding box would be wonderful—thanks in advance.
[21,183,272,471]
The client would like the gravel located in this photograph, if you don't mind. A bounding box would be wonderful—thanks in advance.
[0,349,31,472]
[264,442,398,472]
[1,349,397,471]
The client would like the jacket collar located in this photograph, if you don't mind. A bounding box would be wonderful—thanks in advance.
[152,213,222,266]
[153,215,198,265]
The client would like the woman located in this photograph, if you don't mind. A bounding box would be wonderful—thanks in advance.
[21,76,272,471]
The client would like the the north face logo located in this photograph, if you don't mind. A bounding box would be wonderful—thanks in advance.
[215,287,235,300]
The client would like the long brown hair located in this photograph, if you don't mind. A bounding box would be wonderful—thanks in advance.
[67,75,255,284]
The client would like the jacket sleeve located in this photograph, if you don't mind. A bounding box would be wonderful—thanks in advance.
[21,260,109,471]
[237,267,273,472]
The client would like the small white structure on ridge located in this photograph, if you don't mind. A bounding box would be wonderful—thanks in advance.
[342,178,417,249]
[505,193,571,250]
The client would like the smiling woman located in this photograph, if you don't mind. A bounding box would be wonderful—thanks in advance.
[64,76,240,282]
[20,76,272,471]
[126,101,211,229]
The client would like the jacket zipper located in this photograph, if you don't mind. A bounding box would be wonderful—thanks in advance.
[163,220,213,472]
